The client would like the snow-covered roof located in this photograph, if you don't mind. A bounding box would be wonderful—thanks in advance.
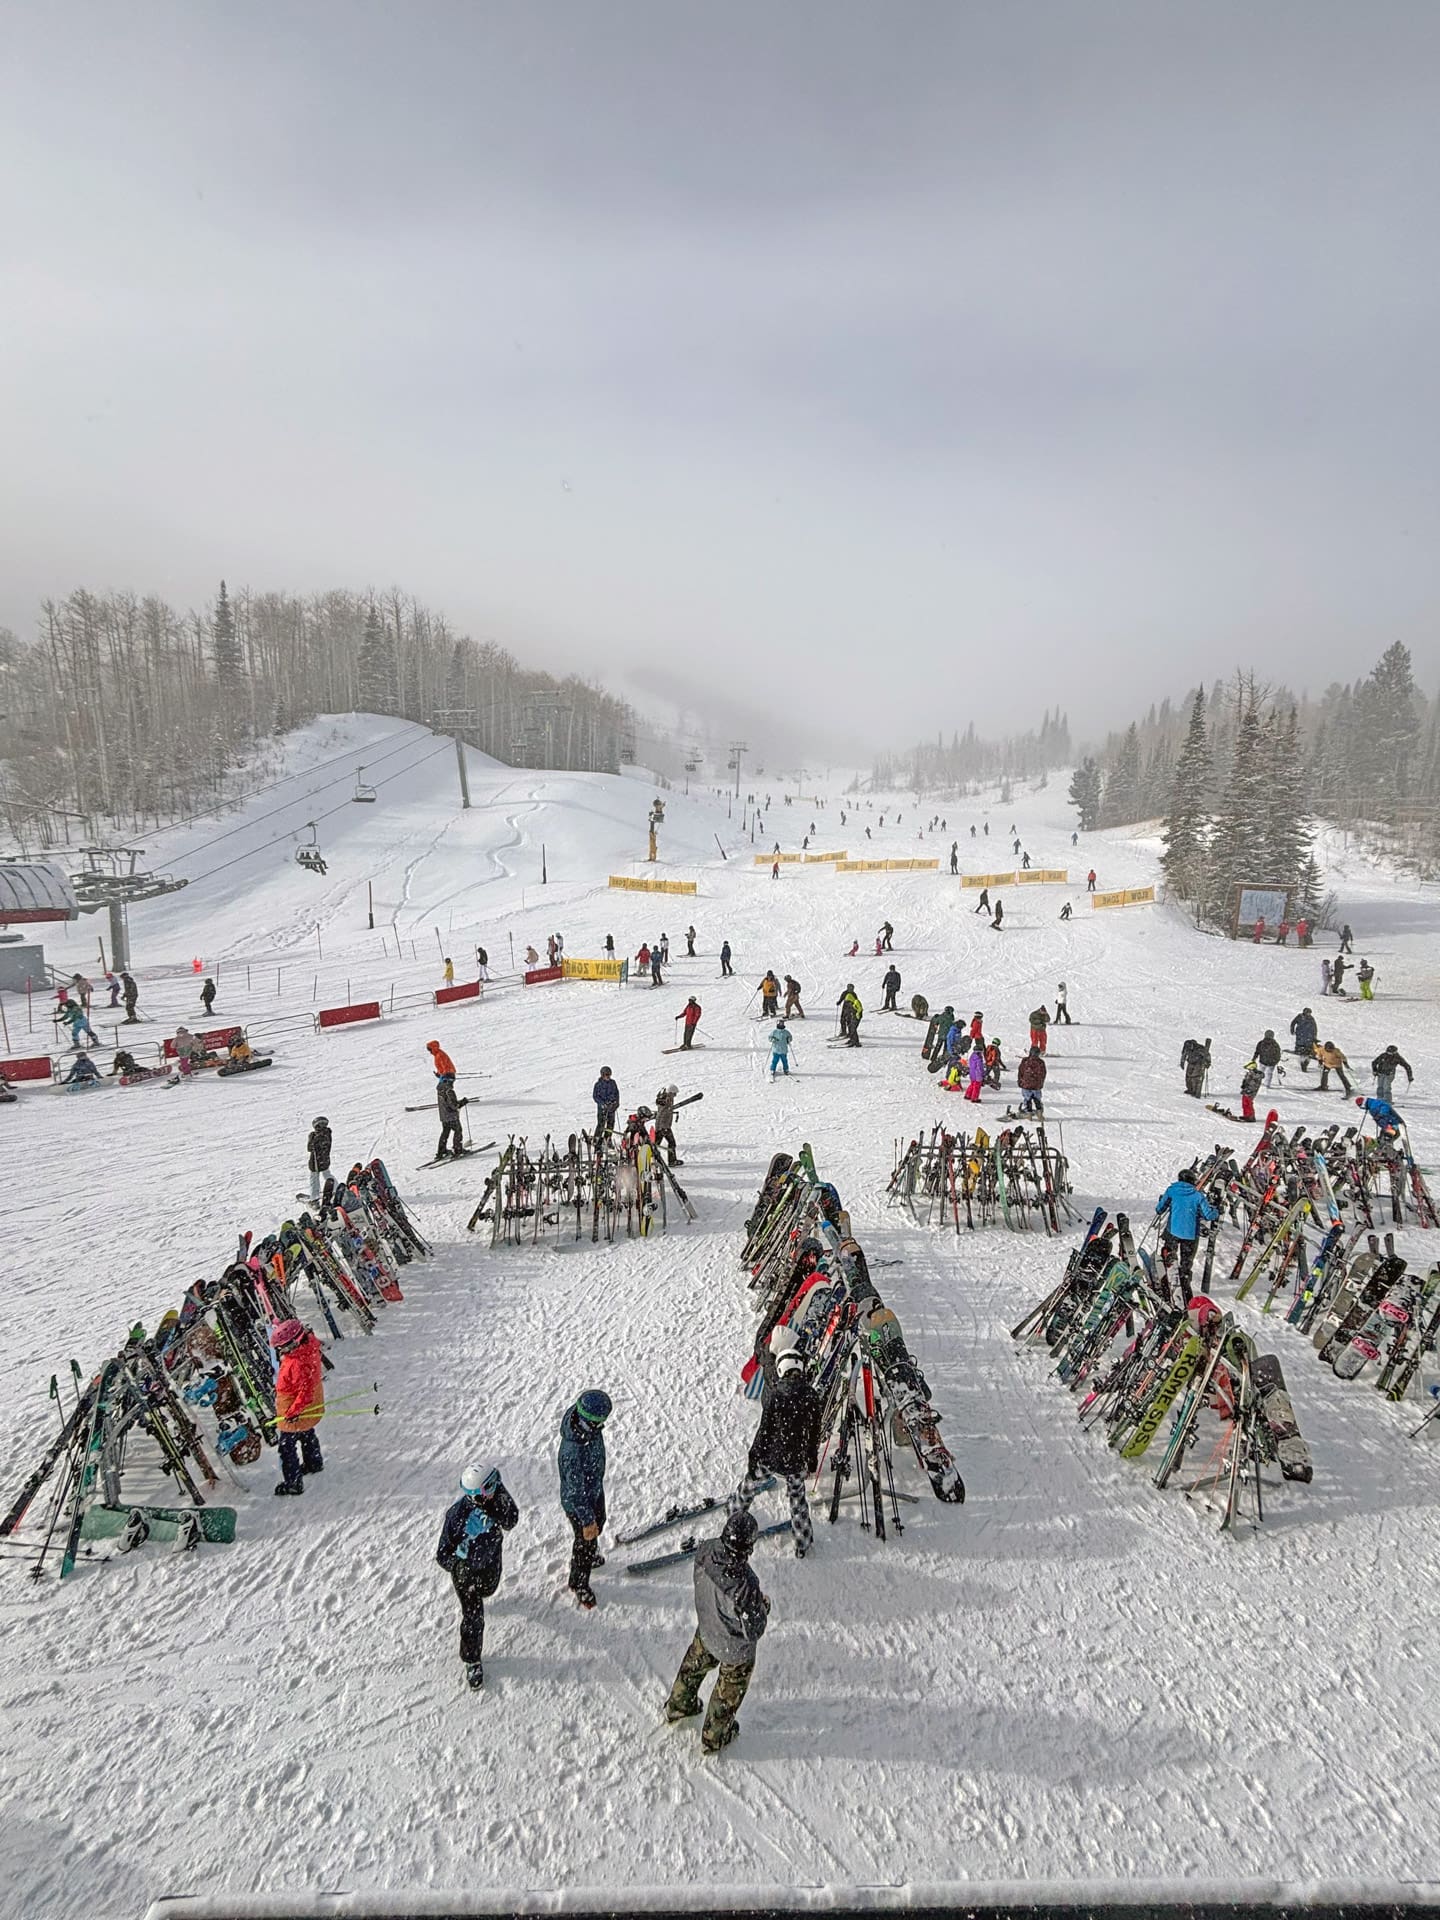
[0,860,79,923]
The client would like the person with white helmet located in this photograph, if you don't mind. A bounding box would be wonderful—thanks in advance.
[731,1346,821,1558]
[435,1464,520,1691]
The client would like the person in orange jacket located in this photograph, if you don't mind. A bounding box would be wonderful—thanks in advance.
[271,1318,324,1496]
[426,1039,456,1079]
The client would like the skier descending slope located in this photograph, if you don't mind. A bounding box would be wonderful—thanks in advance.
[435,1465,520,1692]
[664,1510,771,1754]
[731,1340,820,1558]
[558,1390,611,1609]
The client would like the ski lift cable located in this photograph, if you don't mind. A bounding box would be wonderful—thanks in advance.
[143,722,419,840]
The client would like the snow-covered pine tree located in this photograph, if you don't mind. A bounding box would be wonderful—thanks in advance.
[212,580,241,685]
[1068,758,1102,832]
[1160,688,1211,900]
[1207,692,1269,925]
[1360,640,1420,808]
[1099,723,1140,826]
[357,602,398,714]
[1266,705,1312,903]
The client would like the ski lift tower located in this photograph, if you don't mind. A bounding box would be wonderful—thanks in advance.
[68,847,188,972]
[428,708,474,809]
[728,741,748,800]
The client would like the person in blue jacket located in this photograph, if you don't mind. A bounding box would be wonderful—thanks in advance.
[435,1464,520,1691]
[768,1020,793,1078]
[558,1389,611,1609]
[592,1067,619,1138]
[1156,1167,1218,1304]
[1356,1095,1403,1140]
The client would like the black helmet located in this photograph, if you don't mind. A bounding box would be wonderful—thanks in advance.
[312,1115,328,1128]
[721,1510,759,1554]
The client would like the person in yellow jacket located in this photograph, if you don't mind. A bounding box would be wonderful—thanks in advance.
[837,984,864,1048]
[1314,1039,1353,1095]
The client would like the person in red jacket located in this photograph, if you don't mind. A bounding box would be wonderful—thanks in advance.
[271,1319,325,1496]
[680,997,702,1049]
[1087,869,1097,892]
[426,1039,456,1079]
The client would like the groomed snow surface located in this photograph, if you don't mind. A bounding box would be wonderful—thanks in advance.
[3,718,1439,1920]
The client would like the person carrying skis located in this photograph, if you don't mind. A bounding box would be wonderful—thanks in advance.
[1155,1169,1217,1304]
[436,1074,466,1160]
[592,1067,619,1138]
[1371,1044,1413,1104]
[1054,981,1071,1025]
[990,898,1004,930]
[1239,1060,1264,1122]
[720,940,733,977]
[685,926,696,957]
[653,1085,683,1164]
[1017,1045,1046,1115]
[731,1346,820,1558]
[1028,1004,1050,1054]
[1356,1094,1403,1141]
[973,886,990,916]
[1087,869,1097,892]
[1180,1036,1211,1098]
[435,1464,520,1691]
[679,997,702,1049]
[1254,1030,1283,1087]
[307,1116,332,1201]
[1289,1007,1318,1070]
[878,921,894,951]
[783,975,804,1018]
[426,1039,457,1080]
[270,1318,324,1495]
[768,1020,793,1078]
[121,972,139,1022]
[1316,1039,1352,1094]
[759,971,780,1017]
[837,984,863,1048]
[881,965,901,1013]
[558,1389,611,1609]
[664,1509,772,1754]
[964,1041,985,1103]
[1357,958,1376,1000]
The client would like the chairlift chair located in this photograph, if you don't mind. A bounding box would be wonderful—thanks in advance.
[294,822,328,874]
[352,766,377,803]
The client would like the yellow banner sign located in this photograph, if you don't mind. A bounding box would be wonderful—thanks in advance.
[1091,885,1156,909]
[836,857,940,872]
[562,958,625,981]
[836,859,886,872]
[961,871,1016,888]
[752,852,803,865]
[803,851,847,863]
[1015,868,1068,885]
[607,875,698,896]
[883,858,940,871]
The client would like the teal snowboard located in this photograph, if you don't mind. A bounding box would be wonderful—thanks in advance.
[81,1503,237,1544]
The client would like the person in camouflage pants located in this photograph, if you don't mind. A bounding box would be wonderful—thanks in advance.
[665,1510,770,1753]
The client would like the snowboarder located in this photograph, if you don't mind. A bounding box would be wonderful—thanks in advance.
[1289,1007,1318,1068]
[653,1085,683,1163]
[782,976,804,1018]
[1316,1040,1352,1094]
[436,1075,466,1159]
[679,997,702,1049]
[121,972,139,1022]
[426,1039,457,1080]
[973,887,990,916]
[1021,851,1032,870]
[61,1054,101,1088]
[837,985,863,1048]
[1339,923,1354,954]
[442,957,455,986]
[1017,1046,1046,1115]
[1054,982,1071,1025]
[731,1347,819,1558]
[1028,1005,1049,1054]
[1155,1169,1217,1304]
[768,1020,793,1078]
[435,1464,520,1691]
[663,1509,771,1754]
[1059,901,1073,920]
[270,1319,324,1496]
[1180,1036,1211,1098]
[558,1389,611,1609]
[685,926,696,957]
[1371,1044,1413,1104]
[1356,1094,1403,1140]
[1253,1031,1282,1087]
[1239,1060,1263,1122]
[758,971,780,1017]
[1357,958,1376,1000]
[720,940,733,978]
[593,1067,619,1138]
[881,965,901,1013]
[306,1116,332,1199]
[990,899,1004,931]
[878,922,893,951]
[1087,869,1097,892]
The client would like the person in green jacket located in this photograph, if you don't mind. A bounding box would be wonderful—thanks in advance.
[837,985,863,1048]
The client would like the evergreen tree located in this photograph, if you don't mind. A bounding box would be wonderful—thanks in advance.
[357,602,398,714]
[1361,640,1420,802]
[1267,706,1312,899]
[1160,689,1211,898]
[212,580,241,685]
[1100,723,1141,826]
[1207,695,1269,920]
[1068,758,1102,831]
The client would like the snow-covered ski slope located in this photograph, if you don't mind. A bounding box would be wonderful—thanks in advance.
[4,719,1440,1920]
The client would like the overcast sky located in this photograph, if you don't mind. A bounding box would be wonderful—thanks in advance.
[2,1,1438,746]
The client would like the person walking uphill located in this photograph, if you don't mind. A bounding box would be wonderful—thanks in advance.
[271,1319,324,1495]
[732,1346,821,1557]
[435,1464,520,1691]
[306,1115,332,1201]
[593,1067,619,1138]
[1180,1036,1211,1098]
[1155,1169,1218,1305]
[558,1390,611,1609]
[881,965,901,1013]
[664,1510,772,1754]
[1289,1007,1318,1072]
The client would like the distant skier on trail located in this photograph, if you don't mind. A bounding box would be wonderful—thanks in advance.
[1339,922,1354,954]
[685,926,696,957]
[878,921,893,951]
[435,1464,520,1692]
[759,971,780,1017]
[950,842,958,874]
[973,887,990,916]
[1087,869,1097,892]
[990,899,1004,931]
[1054,982,1071,1025]
[1059,901,1073,920]
[881,965,901,1012]
[593,1067,619,1138]
[769,1020,793,1079]
[783,975,804,1018]
[720,940,733,977]
[558,1389,611,1610]
[1180,1036,1211,1098]
[200,975,217,1013]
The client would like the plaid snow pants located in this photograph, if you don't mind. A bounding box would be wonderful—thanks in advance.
[731,1467,813,1555]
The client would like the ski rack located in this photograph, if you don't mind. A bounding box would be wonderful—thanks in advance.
[888,1120,1076,1234]
[470,1124,690,1248]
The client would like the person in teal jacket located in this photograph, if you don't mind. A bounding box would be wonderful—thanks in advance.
[768,1021,793,1078]
[1156,1169,1218,1302]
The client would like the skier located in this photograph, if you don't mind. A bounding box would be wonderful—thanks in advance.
[768,1020,793,1079]
[663,1509,771,1754]
[1155,1169,1217,1304]
[1339,922,1354,953]
[105,971,121,1008]
[973,887,990,916]
[782,975,805,1018]
[1289,1007,1318,1071]
[1316,1040,1352,1095]
[270,1318,324,1496]
[679,997,702,1049]
[435,1464,520,1691]
[650,947,664,988]
[1013,838,1021,857]
[1357,958,1376,1000]
[1239,1059,1263,1122]
[636,942,651,973]
[604,936,615,958]
[1371,1044,1413,1104]
[1253,1031,1282,1087]
[881,965,901,1013]
[685,926,697,957]
[964,1041,985,1104]
[720,940,733,978]
[990,898,1004,931]
[475,945,489,981]
[1356,1094,1403,1141]
[199,975,217,1014]
[436,1074,466,1160]
[1332,954,1349,996]
[121,972,139,1022]
[659,933,670,965]
[1028,1004,1049,1054]
[593,1067,619,1138]
[1021,851,1032,870]
[759,971,780,1018]
[1180,1036,1211,1098]
[731,1346,819,1559]
[69,972,93,1012]
[1054,981,1071,1025]
[1087,869,1097,892]
[426,1039,457,1080]
[558,1389,611,1609]
[950,842,958,875]
[836,984,863,1048]
[878,921,894,951]
[771,861,779,881]
[442,957,455,986]
[54,997,97,1051]
[1072,831,1078,847]
[1017,1046,1046,1115]
[1059,902,1073,920]
[971,825,977,839]
[307,1115,332,1200]
[652,1085,684,1164]
[848,940,860,958]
